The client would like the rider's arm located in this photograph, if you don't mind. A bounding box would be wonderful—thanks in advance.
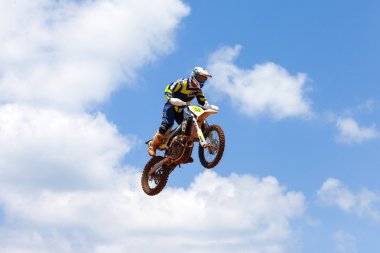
[197,92,219,110]
[169,98,187,106]
[164,80,182,100]
[196,91,207,106]
[165,80,188,106]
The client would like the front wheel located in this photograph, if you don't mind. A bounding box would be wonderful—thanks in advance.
[141,156,169,196]
[198,124,225,169]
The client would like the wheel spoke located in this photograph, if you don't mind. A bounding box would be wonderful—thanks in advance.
[204,130,220,162]
[198,124,225,169]
[149,168,163,187]
[141,156,170,196]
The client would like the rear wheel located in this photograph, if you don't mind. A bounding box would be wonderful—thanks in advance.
[141,156,169,196]
[198,124,225,169]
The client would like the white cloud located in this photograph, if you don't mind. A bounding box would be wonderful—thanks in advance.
[343,99,376,115]
[0,104,130,191]
[317,178,356,211]
[0,2,306,252]
[0,171,305,253]
[207,45,311,119]
[0,0,190,190]
[318,178,380,222]
[333,230,358,253]
[0,0,190,111]
[336,117,380,144]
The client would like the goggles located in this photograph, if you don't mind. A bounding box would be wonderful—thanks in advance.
[195,75,208,84]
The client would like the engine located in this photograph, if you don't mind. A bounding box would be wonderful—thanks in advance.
[168,134,193,163]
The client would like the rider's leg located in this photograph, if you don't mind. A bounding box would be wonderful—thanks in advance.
[174,109,184,125]
[148,103,175,156]
[148,131,165,156]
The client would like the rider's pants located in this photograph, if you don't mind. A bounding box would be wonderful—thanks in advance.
[158,102,184,135]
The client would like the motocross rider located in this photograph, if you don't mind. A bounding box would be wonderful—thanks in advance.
[147,67,213,161]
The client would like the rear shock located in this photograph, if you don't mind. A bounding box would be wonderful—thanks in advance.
[183,116,193,136]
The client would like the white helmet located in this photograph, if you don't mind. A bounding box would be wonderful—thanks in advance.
[190,67,212,89]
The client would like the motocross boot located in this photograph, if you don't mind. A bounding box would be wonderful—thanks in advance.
[148,131,165,157]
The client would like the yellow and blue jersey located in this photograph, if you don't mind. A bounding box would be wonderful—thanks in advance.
[158,78,208,134]
[164,78,207,109]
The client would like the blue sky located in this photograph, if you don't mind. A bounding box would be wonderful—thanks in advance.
[0,0,379,252]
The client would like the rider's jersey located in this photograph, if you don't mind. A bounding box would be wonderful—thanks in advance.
[164,78,207,110]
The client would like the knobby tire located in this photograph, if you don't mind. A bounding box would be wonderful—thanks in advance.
[198,124,225,169]
[141,156,169,196]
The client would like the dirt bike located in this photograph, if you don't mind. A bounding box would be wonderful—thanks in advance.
[142,104,225,196]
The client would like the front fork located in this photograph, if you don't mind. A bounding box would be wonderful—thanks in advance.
[192,117,208,147]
